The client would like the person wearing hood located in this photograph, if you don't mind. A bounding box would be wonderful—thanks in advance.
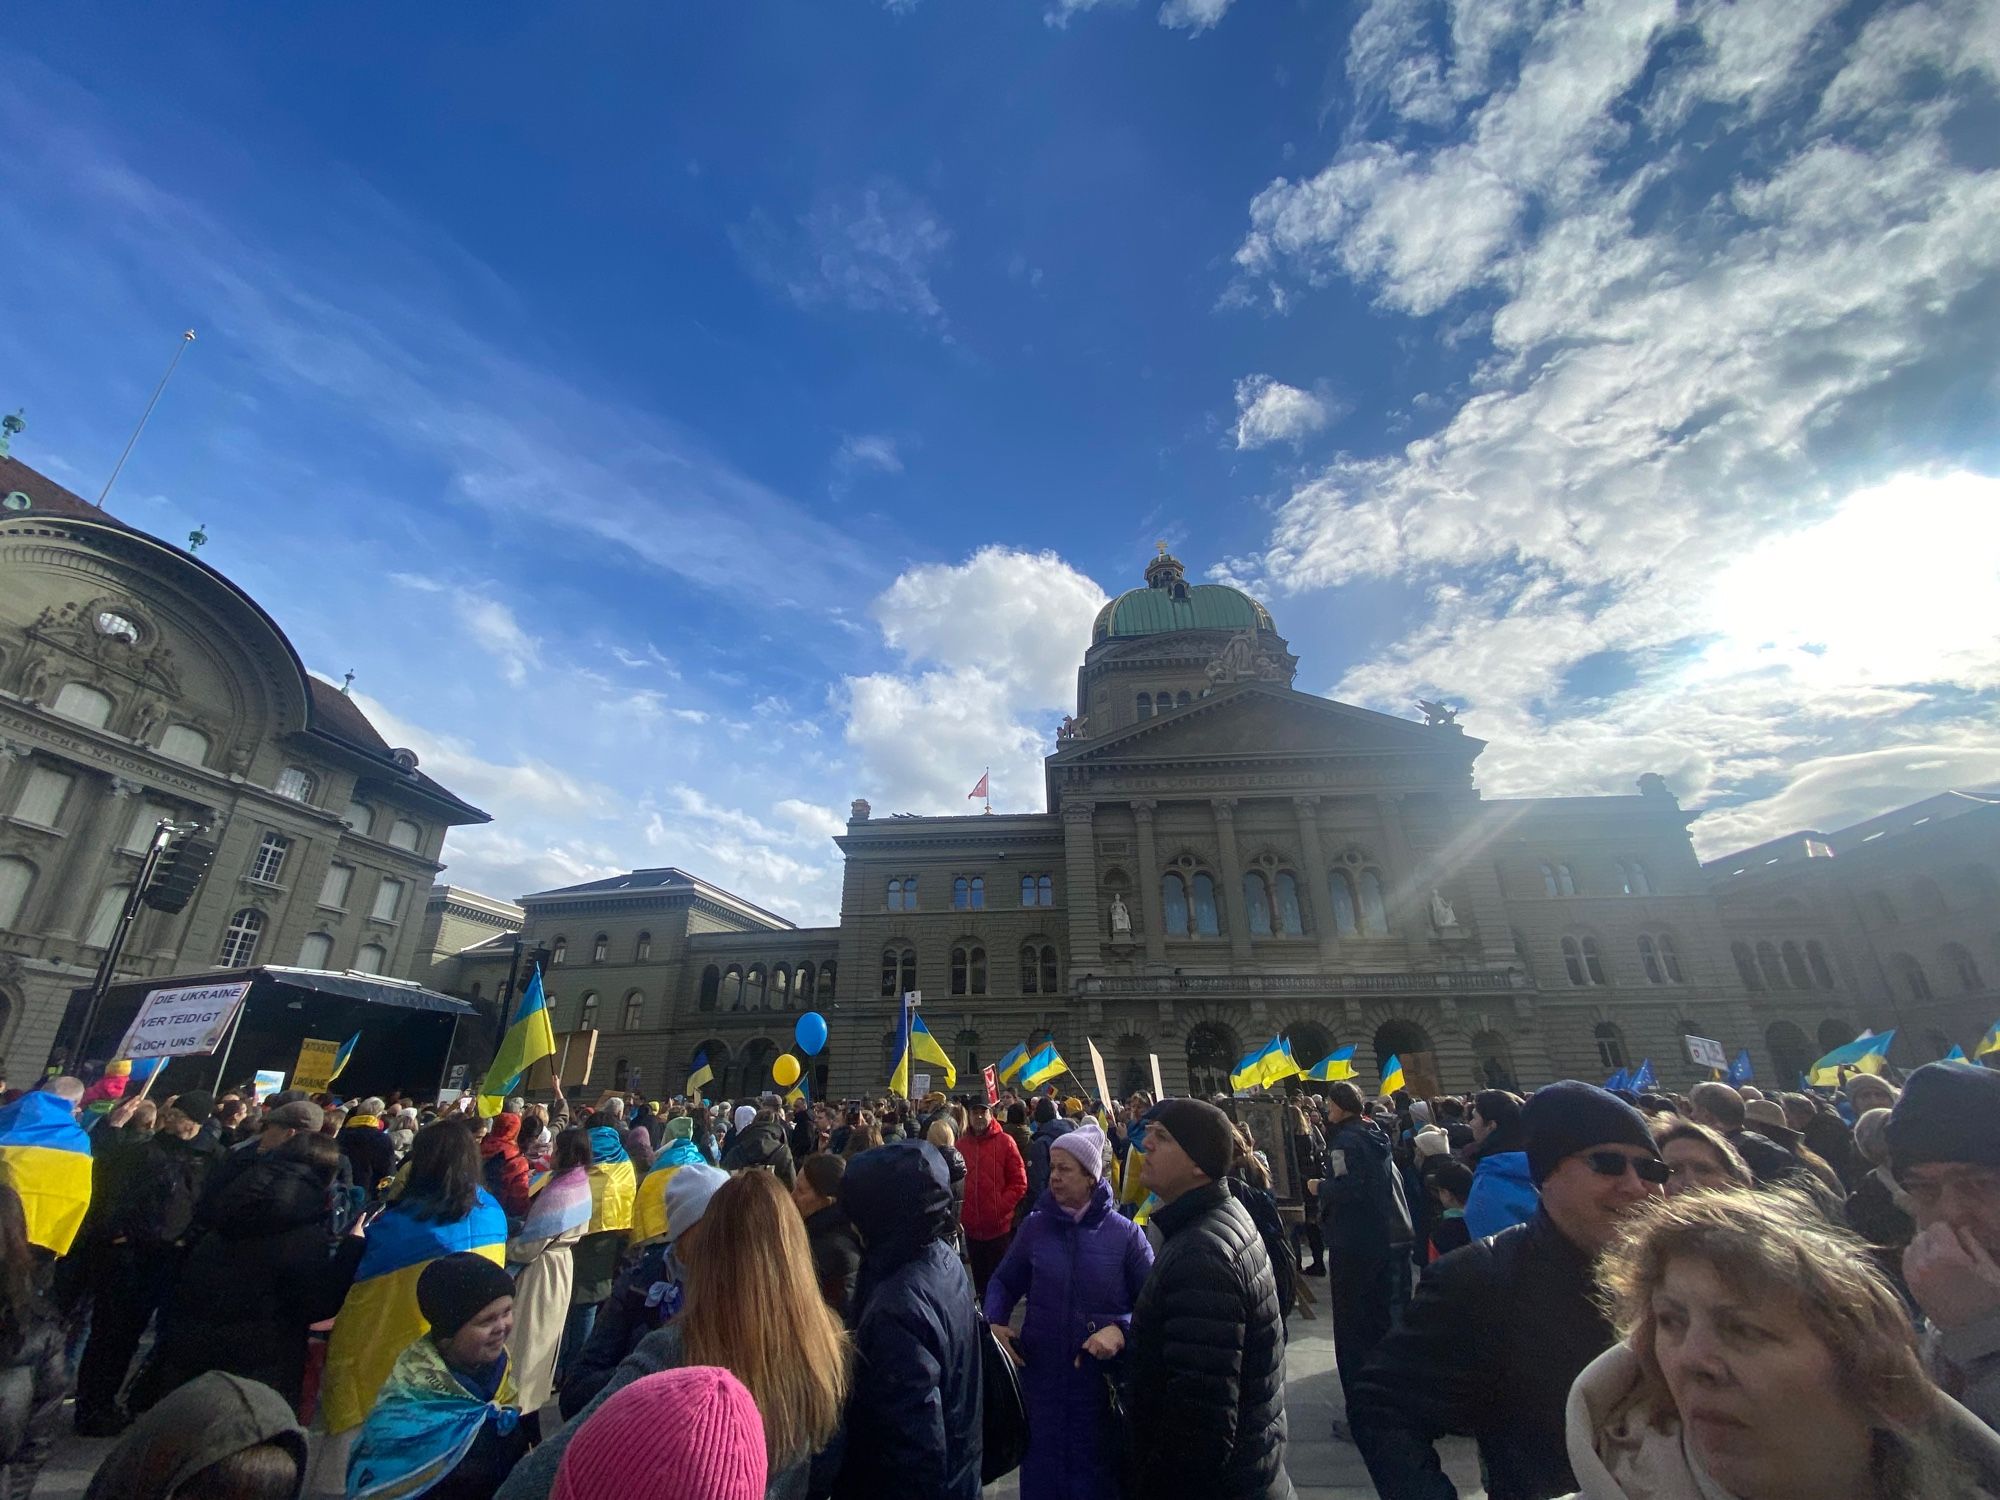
[140,1128,364,1412]
[1566,1185,2000,1499]
[983,1121,1153,1500]
[84,1370,308,1500]
[1464,1089,1536,1239]
[559,1099,638,1387]
[480,1113,534,1221]
[832,1139,984,1500]
[338,1099,398,1200]
[721,1105,798,1189]
[1127,1098,1291,1500]
[1352,1081,1667,1500]
[387,1108,419,1160]
[507,1129,595,1424]
[1310,1082,1405,1434]
[633,1115,713,1244]
[1022,1098,1073,1208]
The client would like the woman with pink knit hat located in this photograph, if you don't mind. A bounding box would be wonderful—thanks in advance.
[552,1366,767,1500]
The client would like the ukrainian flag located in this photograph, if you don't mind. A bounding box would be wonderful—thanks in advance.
[783,1072,808,1108]
[320,1190,508,1433]
[686,1047,715,1099]
[478,965,556,1118]
[0,1092,92,1256]
[1019,1043,1067,1092]
[586,1126,637,1234]
[1809,1029,1895,1086]
[1946,1045,1969,1063]
[1977,1020,2000,1059]
[1229,1036,1298,1093]
[995,1043,1030,1086]
[889,992,917,1097]
[329,1031,361,1085]
[1302,1045,1358,1082]
[1379,1054,1407,1095]
[910,1013,958,1089]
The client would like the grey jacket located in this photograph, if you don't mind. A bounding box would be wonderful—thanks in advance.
[1929,1310,2000,1436]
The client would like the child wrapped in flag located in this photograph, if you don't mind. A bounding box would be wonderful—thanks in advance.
[0,1081,93,1256]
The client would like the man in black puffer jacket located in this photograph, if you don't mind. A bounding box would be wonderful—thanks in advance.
[1127,1098,1292,1499]
[720,1103,797,1188]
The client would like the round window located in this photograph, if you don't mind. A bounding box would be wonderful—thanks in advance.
[2,491,29,512]
[94,611,140,644]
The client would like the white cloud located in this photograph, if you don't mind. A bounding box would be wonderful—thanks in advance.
[1159,0,1234,32]
[1044,0,1130,28]
[1232,374,1337,450]
[776,798,847,840]
[835,433,903,476]
[453,595,539,686]
[736,179,951,325]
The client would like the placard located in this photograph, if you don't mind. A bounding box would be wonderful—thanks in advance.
[912,1073,931,1099]
[1150,1053,1164,1102]
[252,1069,286,1100]
[1684,1034,1728,1071]
[114,981,251,1061]
[292,1038,341,1094]
[982,1064,998,1105]
[1087,1037,1111,1110]
[524,1031,596,1090]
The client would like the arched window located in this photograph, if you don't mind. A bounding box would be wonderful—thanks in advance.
[613,1059,629,1090]
[1911,876,1949,919]
[1557,864,1578,896]
[277,767,318,803]
[1868,890,1898,925]
[1766,1021,1812,1084]
[1944,943,1984,993]
[354,941,387,974]
[1594,1022,1628,1071]
[1191,872,1220,936]
[0,857,35,929]
[1175,690,1191,708]
[1020,873,1054,907]
[1329,869,1359,937]
[879,947,916,998]
[51,683,113,728]
[1540,862,1559,897]
[579,991,600,1029]
[1161,872,1190,936]
[551,937,568,966]
[1273,872,1304,936]
[770,966,791,1009]
[623,990,645,1029]
[1731,941,1763,990]
[1244,871,1273,936]
[1357,870,1388,934]
[699,965,721,1011]
[219,908,265,968]
[1891,953,1933,1004]
[592,933,609,963]
[1803,940,1834,987]
[1020,942,1059,995]
[1562,936,1606,985]
[1657,933,1683,983]
[84,886,130,949]
[798,962,815,1004]
[386,817,420,850]
[745,966,767,1010]
[950,945,987,996]
[344,799,375,836]
[1756,940,1788,991]
[1136,692,1154,720]
[1781,941,1811,990]
[818,962,836,1002]
[952,876,985,911]
[720,967,743,1010]
[1638,935,1663,984]
[1619,860,1652,896]
[1184,1021,1240,1097]
[636,931,652,961]
[159,724,212,765]
[298,932,334,968]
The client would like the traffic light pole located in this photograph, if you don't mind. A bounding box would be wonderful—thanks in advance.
[63,820,173,1075]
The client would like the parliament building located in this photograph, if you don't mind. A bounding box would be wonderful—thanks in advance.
[441,551,1997,1104]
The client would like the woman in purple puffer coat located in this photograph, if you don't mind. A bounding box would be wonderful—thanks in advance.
[983,1121,1155,1500]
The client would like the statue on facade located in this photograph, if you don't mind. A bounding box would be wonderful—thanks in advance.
[1430,888,1459,929]
[1109,893,1132,937]
[1416,699,1458,727]
[1206,630,1259,685]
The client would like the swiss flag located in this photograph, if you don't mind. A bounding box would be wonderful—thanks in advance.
[968,772,989,801]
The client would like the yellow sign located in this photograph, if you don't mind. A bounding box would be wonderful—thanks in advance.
[292,1037,342,1094]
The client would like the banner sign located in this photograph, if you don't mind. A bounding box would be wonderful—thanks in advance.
[982,1064,998,1105]
[252,1069,286,1100]
[292,1038,341,1094]
[912,1073,931,1099]
[1150,1053,1164,1102]
[114,981,250,1061]
[1684,1034,1728,1071]
[1087,1037,1111,1110]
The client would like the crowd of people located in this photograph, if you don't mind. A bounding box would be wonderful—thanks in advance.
[0,1057,1986,1498]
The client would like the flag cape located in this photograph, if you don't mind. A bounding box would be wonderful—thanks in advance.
[479,968,556,1118]
[1379,1054,1407,1095]
[346,1333,520,1500]
[996,1043,1029,1086]
[910,1014,958,1089]
[1302,1045,1357,1082]
[320,1190,509,1433]
[514,1165,592,1246]
[686,1048,715,1098]
[1726,1049,1754,1086]
[1946,1045,1969,1063]
[329,1031,361,1085]
[1230,1036,1298,1092]
[0,1092,93,1256]
[889,992,916,1097]
[1979,1020,2000,1058]
[585,1127,636,1233]
[1809,1029,1895,1087]
[632,1137,708,1243]
[1020,1043,1066,1091]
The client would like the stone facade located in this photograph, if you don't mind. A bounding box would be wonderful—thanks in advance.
[0,453,489,1078]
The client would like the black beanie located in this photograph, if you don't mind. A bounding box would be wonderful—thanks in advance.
[1150,1098,1236,1183]
[417,1253,517,1339]
[1887,1061,2000,1176]
[1522,1081,1660,1186]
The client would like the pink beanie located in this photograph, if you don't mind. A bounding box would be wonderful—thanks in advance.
[552,1367,768,1500]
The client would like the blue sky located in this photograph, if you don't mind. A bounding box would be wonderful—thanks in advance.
[4,0,1997,925]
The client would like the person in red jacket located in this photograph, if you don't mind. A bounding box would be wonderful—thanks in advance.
[958,1097,1028,1296]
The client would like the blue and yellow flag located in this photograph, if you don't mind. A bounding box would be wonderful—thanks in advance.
[479,966,556,1118]
[910,1013,957,1090]
[1977,1020,2000,1059]
[1230,1036,1298,1092]
[1302,1045,1357,1082]
[889,991,917,1097]
[1019,1042,1067,1092]
[0,1092,92,1256]
[329,1031,361,1085]
[1809,1029,1895,1087]
[995,1043,1030,1086]
[784,1071,808,1108]
[1379,1054,1407,1095]
[633,1133,709,1243]
[585,1125,636,1234]
[320,1190,508,1433]
[686,1047,715,1099]
[1946,1044,1969,1063]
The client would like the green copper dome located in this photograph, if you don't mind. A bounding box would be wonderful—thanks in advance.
[1091,552,1274,643]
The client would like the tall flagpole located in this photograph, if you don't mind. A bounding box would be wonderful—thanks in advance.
[99,329,196,510]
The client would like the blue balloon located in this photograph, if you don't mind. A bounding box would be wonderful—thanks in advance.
[795,1011,829,1056]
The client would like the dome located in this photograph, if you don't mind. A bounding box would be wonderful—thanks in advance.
[1091,551,1275,643]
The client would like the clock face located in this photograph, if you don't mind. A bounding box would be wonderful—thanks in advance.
[95,610,140,644]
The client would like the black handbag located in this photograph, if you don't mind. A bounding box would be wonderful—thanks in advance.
[979,1316,1029,1483]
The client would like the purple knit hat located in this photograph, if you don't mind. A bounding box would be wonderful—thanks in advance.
[552,1367,767,1500]
[1051,1121,1107,1182]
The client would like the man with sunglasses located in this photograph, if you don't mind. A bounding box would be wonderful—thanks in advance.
[1350,1081,1665,1500]
[1888,1060,2000,1433]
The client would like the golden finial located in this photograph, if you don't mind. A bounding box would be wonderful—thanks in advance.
[1156,540,1168,556]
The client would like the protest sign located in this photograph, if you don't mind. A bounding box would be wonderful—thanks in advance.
[982,1064,998,1105]
[114,981,250,1061]
[292,1038,341,1093]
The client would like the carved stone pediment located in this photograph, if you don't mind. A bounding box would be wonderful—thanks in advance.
[1067,683,1484,765]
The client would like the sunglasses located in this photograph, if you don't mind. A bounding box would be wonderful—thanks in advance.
[1581,1150,1671,1185]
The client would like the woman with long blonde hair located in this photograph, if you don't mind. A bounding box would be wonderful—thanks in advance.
[1568,1186,2000,1498]
[496,1170,850,1500]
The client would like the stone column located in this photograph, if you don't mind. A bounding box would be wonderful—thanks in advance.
[1376,792,1422,937]
[1212,798,1252,963]
[1293,796,1339,966]
[1061,799,1102,977]
[1132,800,1167,968]
[42,774,132,941]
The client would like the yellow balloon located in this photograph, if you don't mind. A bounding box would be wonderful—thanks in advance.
[772,1054,801,1087]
